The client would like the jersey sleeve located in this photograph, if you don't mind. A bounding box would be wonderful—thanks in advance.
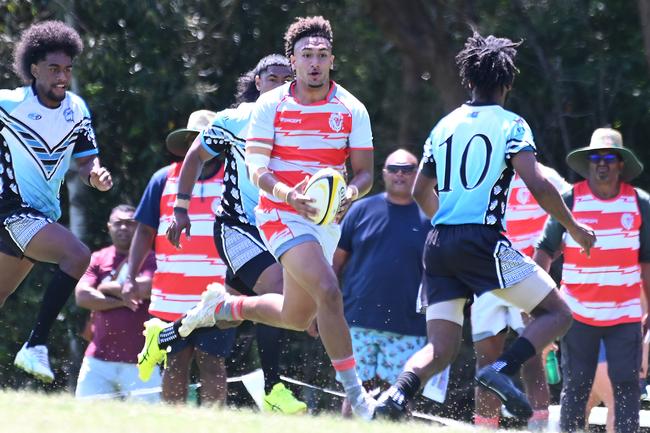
[419,135,437,179]
[348,103,373,150]
[636,188,650,262]
[200,112,241,157]
[246,92,277,150]
[72,99,99,158]
[78,250,102,287]
[536,189,574,255]
[134,167,168,229]
[505,117,536,160]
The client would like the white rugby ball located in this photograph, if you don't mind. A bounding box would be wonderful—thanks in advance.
[304,168,347,225]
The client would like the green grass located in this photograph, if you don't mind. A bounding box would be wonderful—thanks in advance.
[0,390,479,433]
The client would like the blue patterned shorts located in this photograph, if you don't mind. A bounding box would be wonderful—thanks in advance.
[350,326,426,384]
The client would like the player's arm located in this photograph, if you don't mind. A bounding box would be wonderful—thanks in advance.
[337,149,373,217]
[167,136,215,246]
[412,171,439,219]
[246,142,317,219]
[511,151,595,255]
[76,155,113,191]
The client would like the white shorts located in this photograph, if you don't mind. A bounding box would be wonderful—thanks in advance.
[471,292,525,342]
[75,356,161,402]
[254,207,340,264]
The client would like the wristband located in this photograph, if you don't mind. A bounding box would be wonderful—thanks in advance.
[272,182,291,203]
[176,192,191,200]
[87,174,96,189]
[173,206,189,214]
[173,198,190,209]
[347,185,359,201]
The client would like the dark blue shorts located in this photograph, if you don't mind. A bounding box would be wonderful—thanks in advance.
[213,219,276,296]
[418,224,537,310]
[168,326,236,357]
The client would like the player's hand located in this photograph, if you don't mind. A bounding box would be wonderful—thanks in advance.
[568,222,596,257]
[335,186,357,223]
[286,177,318,219]
[167,209,191,249]
[89,166,113,191]
[121,277,141,311]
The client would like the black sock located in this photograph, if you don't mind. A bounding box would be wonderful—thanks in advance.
[257,324,284,394]
[27,269,77,347]
[158,321,182,349]
[385,371,421,408]
[492,337,536,376]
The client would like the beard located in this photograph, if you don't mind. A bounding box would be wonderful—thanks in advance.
[45,88,66,102]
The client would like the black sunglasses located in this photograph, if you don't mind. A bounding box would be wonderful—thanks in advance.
[385,164,417,174]
[588,153,620,164]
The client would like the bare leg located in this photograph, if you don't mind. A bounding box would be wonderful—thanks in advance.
[405,319,462,383]
[195,351,227,405]
[474,333,507,420]
[0,252,33,306]
[24,222,90,278]
[162,346,193,403]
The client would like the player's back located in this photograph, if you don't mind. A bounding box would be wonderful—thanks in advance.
[425,104,535,231]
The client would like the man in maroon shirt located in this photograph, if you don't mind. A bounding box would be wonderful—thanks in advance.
[74,204,159,400]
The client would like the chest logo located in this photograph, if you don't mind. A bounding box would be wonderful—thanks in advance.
[63,108,74,122]
[621,213,634,230]
[516,188,530,204]
[329,112,343,132]
[27,113,42,120]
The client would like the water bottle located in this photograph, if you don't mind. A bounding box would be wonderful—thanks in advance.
[545,350,561,385]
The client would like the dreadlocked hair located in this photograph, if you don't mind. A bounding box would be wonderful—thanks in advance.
[13,20,83,84]
[455,31,522,96]
[283,16,333,58]
[235,54,290,104]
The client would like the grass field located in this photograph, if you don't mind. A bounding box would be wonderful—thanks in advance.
[0,390,479,433]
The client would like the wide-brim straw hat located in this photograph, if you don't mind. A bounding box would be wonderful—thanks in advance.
[566,128,644,182]
[165,110,218,157]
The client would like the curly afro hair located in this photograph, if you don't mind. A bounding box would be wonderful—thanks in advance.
[283,16,333,58]
[455,31,522,96]
[13,20,83,84]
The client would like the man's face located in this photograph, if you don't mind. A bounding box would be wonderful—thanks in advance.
[382,153,419,198]
[587,150,624,184]
[107,210,137,251]
[290,36,334,89]
[31,51,73,108]
[256,65,293,94]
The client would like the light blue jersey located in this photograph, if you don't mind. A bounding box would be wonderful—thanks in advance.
[199,102,257,224]
[421,104,535,231]
[0,86,98,220]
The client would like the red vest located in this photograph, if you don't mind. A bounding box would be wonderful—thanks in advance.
[561,181,643,326]
[149,162,227,321]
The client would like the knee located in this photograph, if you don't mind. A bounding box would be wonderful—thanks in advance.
[314,278,342,309]
[555,301,574,334]
[282,313,313,331]
[63,242,91,276]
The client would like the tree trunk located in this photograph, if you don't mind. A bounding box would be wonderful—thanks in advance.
[639,0,650,73]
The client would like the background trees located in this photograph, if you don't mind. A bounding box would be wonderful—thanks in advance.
[0,0,648,400]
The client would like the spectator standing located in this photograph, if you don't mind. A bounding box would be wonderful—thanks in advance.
[534,128,650,433]
[75,205,160,401]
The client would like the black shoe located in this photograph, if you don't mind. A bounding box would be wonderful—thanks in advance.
[373,391,407,421]
[475,366,533,419]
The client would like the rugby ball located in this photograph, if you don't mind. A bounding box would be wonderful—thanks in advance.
[304,168,347,225]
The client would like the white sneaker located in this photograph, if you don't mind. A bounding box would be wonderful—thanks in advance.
[350,389,377,421]
[179,283,230,337]
[14,343,54,383]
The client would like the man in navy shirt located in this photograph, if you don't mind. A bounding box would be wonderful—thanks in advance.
[334,149,439,415]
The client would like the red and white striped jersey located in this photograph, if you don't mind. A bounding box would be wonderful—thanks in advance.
[246,81,373,213]
[505,166,570,256]
[561,180,643,326]
[149,162,227,321]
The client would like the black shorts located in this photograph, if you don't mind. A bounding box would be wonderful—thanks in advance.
[418,224,537,311]
[0,202,52,258]
[213,219,277,296]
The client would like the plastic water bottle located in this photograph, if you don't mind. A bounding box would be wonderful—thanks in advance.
[545,351,561,385]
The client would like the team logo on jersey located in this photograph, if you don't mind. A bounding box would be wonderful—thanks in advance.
[516,188,531,204]
[621,213,634,230]
[27,113,42,120]
[64,108,74,122]
[329,113,343,132]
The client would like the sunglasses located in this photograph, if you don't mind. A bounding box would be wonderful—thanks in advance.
[385,164,417,174]
[588,153,620,164]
